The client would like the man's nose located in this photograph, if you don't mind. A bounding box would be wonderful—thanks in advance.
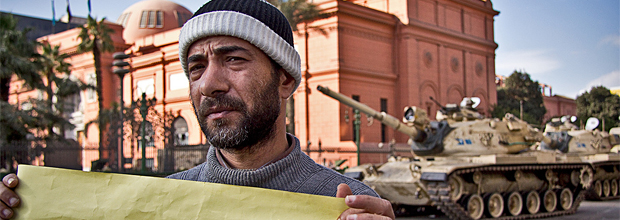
[199,64,229,97]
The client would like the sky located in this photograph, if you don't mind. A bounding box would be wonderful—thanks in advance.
[0,0,618,99]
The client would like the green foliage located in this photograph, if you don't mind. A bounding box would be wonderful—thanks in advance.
[38,43,91,139]
[0,13,43,101]
[270,0,331,33]
[491,70,546,125]
[77,16,115,55]
[77,15,115,154]
[576,86,620,131]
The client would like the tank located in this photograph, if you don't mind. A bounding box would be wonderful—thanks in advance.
[540,117,620,201]
[317,85,596,219]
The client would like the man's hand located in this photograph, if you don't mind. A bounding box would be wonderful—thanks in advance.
[0,174,19,219]
[336,183,395,220]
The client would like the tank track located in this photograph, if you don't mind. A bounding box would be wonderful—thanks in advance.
[585,161,620,201]
[426,164,588,220]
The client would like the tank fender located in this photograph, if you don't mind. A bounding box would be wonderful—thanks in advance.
[420,172,448,181]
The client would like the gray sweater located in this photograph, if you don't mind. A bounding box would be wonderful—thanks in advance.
[167,135,379,197]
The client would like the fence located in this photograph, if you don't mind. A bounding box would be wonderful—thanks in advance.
[0,140,210,174]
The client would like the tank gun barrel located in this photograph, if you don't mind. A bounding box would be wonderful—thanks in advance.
[317,85,419,138]
[429,96,446,110]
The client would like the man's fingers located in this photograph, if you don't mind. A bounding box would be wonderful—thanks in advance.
[0,201,14,220]
[0,184,19,209]
[0,174,17,220]
[343,213,393,220]
[336,183,352,198]
[2,174,17,189]
[345,195,395,219]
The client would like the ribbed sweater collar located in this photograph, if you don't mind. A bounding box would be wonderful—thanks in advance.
[200,134,320,191]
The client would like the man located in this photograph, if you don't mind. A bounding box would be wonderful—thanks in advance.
[0,0,395,219]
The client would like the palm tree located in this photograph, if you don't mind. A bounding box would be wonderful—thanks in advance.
[77,15,115,158]
[39,43,71,138]
[270,0,330,143]
[0,14,42,102]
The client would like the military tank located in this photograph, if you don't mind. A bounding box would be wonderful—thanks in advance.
[540,117,620,201]
[317,85,594,220]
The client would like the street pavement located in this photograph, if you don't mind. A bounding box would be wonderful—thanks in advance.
[396,200,620,220]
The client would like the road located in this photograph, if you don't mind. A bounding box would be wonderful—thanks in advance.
[396,200,620,220]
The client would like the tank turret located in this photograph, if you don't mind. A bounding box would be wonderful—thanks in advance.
[318,85,548,157]
[540,116,620,201]
[318,85,599,219]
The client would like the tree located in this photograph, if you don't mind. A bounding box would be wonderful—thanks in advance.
[0,14,42,102]
[576,86,620,131]
[269,0,331,136]
[38,43,73,139]
[77,15,115,158]
[491,70,546,126]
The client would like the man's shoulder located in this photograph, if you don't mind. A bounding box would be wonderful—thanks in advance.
[166,162,208,181]
[301,163,379,197]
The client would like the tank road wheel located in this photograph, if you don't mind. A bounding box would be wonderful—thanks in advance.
[557,188,573,210]
[505,191,523,216]
[466,194,485,220]
[593,180,603,197]
[449,176,464,201]
[542,190,557,212]
[603,180,611,197]
[524,190,540,214]
[485,193,504,218]
[611,179,618,196]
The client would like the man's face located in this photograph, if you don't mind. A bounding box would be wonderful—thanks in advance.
[187,36,282,150]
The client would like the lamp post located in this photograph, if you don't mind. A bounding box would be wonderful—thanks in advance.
[353,109,361,166]
[112,52,130,172]
[135,92,156,173]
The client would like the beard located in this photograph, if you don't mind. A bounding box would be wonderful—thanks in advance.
[194,73,281,151]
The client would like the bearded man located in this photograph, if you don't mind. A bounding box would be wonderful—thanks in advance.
[0,0,395,219]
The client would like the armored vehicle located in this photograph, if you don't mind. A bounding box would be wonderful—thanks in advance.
[318,85,594,220]
[541,117,620,200]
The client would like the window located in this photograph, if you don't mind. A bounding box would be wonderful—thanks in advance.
[137,78,154,95]
[148,11,156,28]
[117,12,131,27]
[86,74,96,102]
[139,10,163,29]
[65,93,82,113]
[174,11,191,27]
[156,11,163,28]
[173,117,189,145]
[139,11,148,28]
[169,73,189,91]
[380,98,387,143]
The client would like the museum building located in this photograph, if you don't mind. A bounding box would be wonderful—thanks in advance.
[9,0,500,170]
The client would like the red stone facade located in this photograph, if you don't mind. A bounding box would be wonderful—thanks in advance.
[543,95,577,123]
[9,0,500,170]
[298,0,499,166]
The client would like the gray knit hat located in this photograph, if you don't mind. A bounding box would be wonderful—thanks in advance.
[179,0,301,94]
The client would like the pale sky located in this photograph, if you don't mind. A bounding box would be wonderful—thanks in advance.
[1,0,618,99]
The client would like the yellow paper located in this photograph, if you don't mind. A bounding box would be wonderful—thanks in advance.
[15,165,348,220]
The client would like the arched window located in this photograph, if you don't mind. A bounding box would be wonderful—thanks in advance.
[173,117,189,146]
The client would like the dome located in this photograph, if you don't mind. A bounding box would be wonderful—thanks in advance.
[117,0,193,43]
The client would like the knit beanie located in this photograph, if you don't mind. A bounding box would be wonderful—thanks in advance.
[179,0,301,95]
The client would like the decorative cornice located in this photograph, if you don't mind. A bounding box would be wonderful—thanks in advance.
[338,26,392,43]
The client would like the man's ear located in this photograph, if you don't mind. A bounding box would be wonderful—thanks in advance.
[278,69,295,99]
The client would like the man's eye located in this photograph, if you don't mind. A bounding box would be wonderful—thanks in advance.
[189,64,204,72]
[189,64,205,77]
[227,57,247,62]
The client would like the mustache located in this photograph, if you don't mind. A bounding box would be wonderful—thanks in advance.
[197,94,247,117]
